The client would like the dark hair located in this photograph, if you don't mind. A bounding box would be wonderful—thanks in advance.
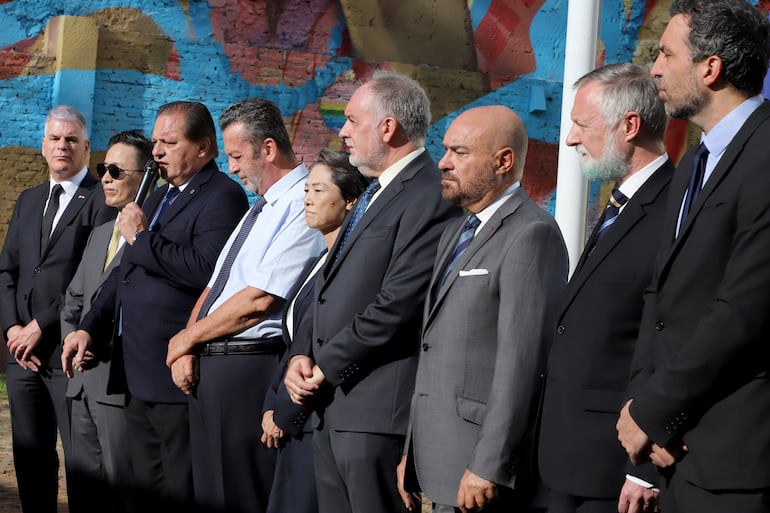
[314,148,370,202]
[108,129,153,169]
[219,98,294,156]
[671,0,770,95]
[157,101,218,158]
[574,63,667,140]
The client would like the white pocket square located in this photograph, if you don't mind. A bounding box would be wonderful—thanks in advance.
[459,268,489,277]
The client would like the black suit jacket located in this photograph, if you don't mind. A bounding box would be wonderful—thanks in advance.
[307,151,461,434]
[0,172,115,367]
[80,161,248,403]
[264,255,323,437]
[538,160,674,498]
[627,101,770,490]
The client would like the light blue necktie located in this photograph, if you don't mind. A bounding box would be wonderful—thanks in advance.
[333,179,380,263]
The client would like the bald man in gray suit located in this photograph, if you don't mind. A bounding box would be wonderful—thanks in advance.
[398,106,568,513]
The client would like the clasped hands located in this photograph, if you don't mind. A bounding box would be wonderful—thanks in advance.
[617,399,688,469]
[284,355,325,405]
[61,329,95,377]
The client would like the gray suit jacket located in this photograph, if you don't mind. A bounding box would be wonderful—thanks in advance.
[61,219,126,406]
[405,187,568,506]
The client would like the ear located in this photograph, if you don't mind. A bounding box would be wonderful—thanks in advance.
[494,147,515,176]
[380,117,398,144]
[262,138,277,162]
[345,197,356,212]
[197,137,212,158]
[701,55,723,87]
[621,111,642,142]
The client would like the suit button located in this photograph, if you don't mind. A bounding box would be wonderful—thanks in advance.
[556,325,566,335]
[122,278,130,285]
[22,294,27,300]
[316,338,324,346]
[422,343,430,351]
[655,321,664,331]
[318,297,326,304]
[33,267,41,274]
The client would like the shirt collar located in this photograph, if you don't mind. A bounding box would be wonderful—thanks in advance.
[617,153,669,200]
[49,167,88,197]
[702,95,764,157]
[376,147,425,190]
[263,163,308,205]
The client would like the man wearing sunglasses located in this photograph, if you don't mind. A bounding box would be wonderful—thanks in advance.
[0,105,116,513]
[60,130,153,513]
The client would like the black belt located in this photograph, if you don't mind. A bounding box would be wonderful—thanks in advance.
[200,337,284,356]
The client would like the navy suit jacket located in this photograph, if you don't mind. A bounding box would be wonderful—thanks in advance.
[80,161,248,403]
[0,172,115,368]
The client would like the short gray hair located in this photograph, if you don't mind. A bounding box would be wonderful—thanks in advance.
[574,62,667,140]
[368,70,431,146]
[45,105,88,138]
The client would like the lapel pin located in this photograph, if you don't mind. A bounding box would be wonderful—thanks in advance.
[77,194,86,199]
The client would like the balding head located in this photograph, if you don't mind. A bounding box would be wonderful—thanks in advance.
[438,106,528,212]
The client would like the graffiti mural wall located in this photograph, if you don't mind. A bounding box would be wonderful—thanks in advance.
[0,0,764,244]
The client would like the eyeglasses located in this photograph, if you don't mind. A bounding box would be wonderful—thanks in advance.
[96,163,143,180]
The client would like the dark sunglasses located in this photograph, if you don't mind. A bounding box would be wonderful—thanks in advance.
[96,163,143,180]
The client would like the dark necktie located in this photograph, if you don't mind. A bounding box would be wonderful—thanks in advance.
[197,197,267,320]
[40,183,63,253]
[680,142,709,226]
[437,214,481,293]
[596,188,628,241]
[333,179,380,263]
[149,187,181,232]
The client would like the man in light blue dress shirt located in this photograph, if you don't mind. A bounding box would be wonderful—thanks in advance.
[166,98,324,513]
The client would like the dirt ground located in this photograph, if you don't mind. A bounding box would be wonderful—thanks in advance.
[0,376,68,513]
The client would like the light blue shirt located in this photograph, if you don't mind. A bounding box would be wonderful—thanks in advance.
[205,163,325,339]
[676,95,764,235]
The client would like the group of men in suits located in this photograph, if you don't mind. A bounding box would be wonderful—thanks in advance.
[3,1,770,511]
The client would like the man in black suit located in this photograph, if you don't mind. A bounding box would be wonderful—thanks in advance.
[538,63,673,513]
[616,2,770,512]
[285,70,460,513]
[63,101,248,510]
[0,105,115,513]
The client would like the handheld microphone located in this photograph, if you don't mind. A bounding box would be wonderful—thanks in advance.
[134,160,160,206]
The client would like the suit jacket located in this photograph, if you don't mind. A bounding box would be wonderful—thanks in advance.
[60,219,126,405]
[264,255,323,437]
[0,172,115,368]
[627,101,770,490]
[538,160,674,499]
[307,150,460,434]
[80,161,248,403]
[405,187,568,506]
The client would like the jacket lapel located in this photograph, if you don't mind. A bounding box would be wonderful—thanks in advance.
[659,101,770,277]
[43,173,98,259]
[426,188,527,325]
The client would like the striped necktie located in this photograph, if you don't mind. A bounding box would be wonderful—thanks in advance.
[596,187,628,242]
[438,214,481,291]
[679,142,709,230]
[148,187,180,232]
[103,221,122,271]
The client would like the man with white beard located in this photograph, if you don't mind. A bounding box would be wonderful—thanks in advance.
[538,62,674,513]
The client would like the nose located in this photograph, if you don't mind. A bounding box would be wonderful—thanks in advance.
[152,141,164,159]
[101,171,112,185]
[650,54,663,78]
[338,120,350,139]
[565,124,580,147]
[437,150,452,172]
